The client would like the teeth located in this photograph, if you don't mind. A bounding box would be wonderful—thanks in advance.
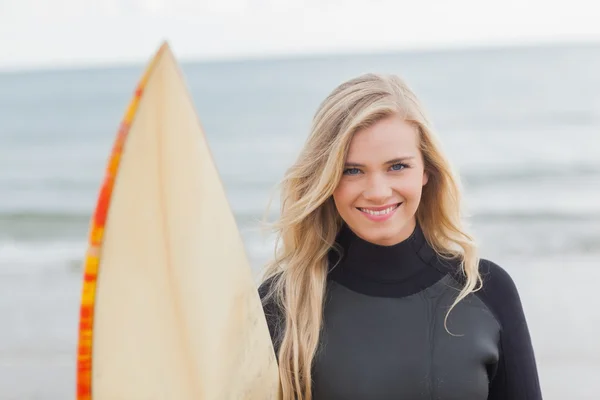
[360,204,398,216]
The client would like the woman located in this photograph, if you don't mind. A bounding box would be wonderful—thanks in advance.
[258,73,542,399]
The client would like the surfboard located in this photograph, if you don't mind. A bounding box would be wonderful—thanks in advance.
[76,42,281,400]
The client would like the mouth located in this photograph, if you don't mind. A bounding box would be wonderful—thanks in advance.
[357,203,402,217]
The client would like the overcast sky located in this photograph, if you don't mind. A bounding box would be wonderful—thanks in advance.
[1,0,599,71]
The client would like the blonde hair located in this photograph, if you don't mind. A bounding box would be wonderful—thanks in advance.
[260,73,481,400]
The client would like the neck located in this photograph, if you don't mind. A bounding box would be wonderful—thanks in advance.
[354,218,417,247]
[331,222,432,282]
[327,222,448,298]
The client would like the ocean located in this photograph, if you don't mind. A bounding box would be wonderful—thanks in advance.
[1,43,599,398]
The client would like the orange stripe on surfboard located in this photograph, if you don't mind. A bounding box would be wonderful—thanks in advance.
[75,42,169,400]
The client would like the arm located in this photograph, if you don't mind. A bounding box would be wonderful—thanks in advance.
[477,259,543,399]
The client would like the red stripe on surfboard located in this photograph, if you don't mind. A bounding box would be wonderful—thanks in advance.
[75,43,167,400]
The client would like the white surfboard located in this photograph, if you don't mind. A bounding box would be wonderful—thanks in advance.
[76,42,281,400]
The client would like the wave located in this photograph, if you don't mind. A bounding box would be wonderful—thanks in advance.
[0,240,85,274]
[2,211,598,275]
[460,110,600,130]
[0,206,598,230]
[470,210,600,222]
[0,211,91,223]
[462,165,600,186]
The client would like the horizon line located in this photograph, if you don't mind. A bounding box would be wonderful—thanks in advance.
[1,37,599,76]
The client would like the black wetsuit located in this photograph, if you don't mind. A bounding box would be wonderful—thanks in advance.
[259,224,543,399]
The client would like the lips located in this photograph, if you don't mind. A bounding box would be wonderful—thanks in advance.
[357,203,401,216]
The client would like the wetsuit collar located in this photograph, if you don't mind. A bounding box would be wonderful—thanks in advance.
[331,222,431,282]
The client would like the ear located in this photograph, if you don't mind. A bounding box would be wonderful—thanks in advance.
[422,170,429,186]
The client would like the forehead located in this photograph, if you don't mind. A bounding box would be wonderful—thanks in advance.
[346,115,420,162]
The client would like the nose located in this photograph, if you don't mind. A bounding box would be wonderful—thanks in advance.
[362,174,393,203]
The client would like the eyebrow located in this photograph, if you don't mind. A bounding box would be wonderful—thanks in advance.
[344,156,416,168]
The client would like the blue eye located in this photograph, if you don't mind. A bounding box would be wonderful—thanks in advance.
[343,167,361,175]
[390,163,408,171]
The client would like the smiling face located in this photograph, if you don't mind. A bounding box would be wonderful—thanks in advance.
[332,114,429,246]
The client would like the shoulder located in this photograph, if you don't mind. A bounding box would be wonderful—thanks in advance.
[257,274,281,321]
[258,275,276,300]
[257,274,285,348]
[474,258,527,329]
[478,258,520,298]
[258,273,283,304]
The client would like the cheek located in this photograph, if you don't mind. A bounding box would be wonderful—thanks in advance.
[332,182,348,208]
[395,173,426,201]
[332,181,357,211]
